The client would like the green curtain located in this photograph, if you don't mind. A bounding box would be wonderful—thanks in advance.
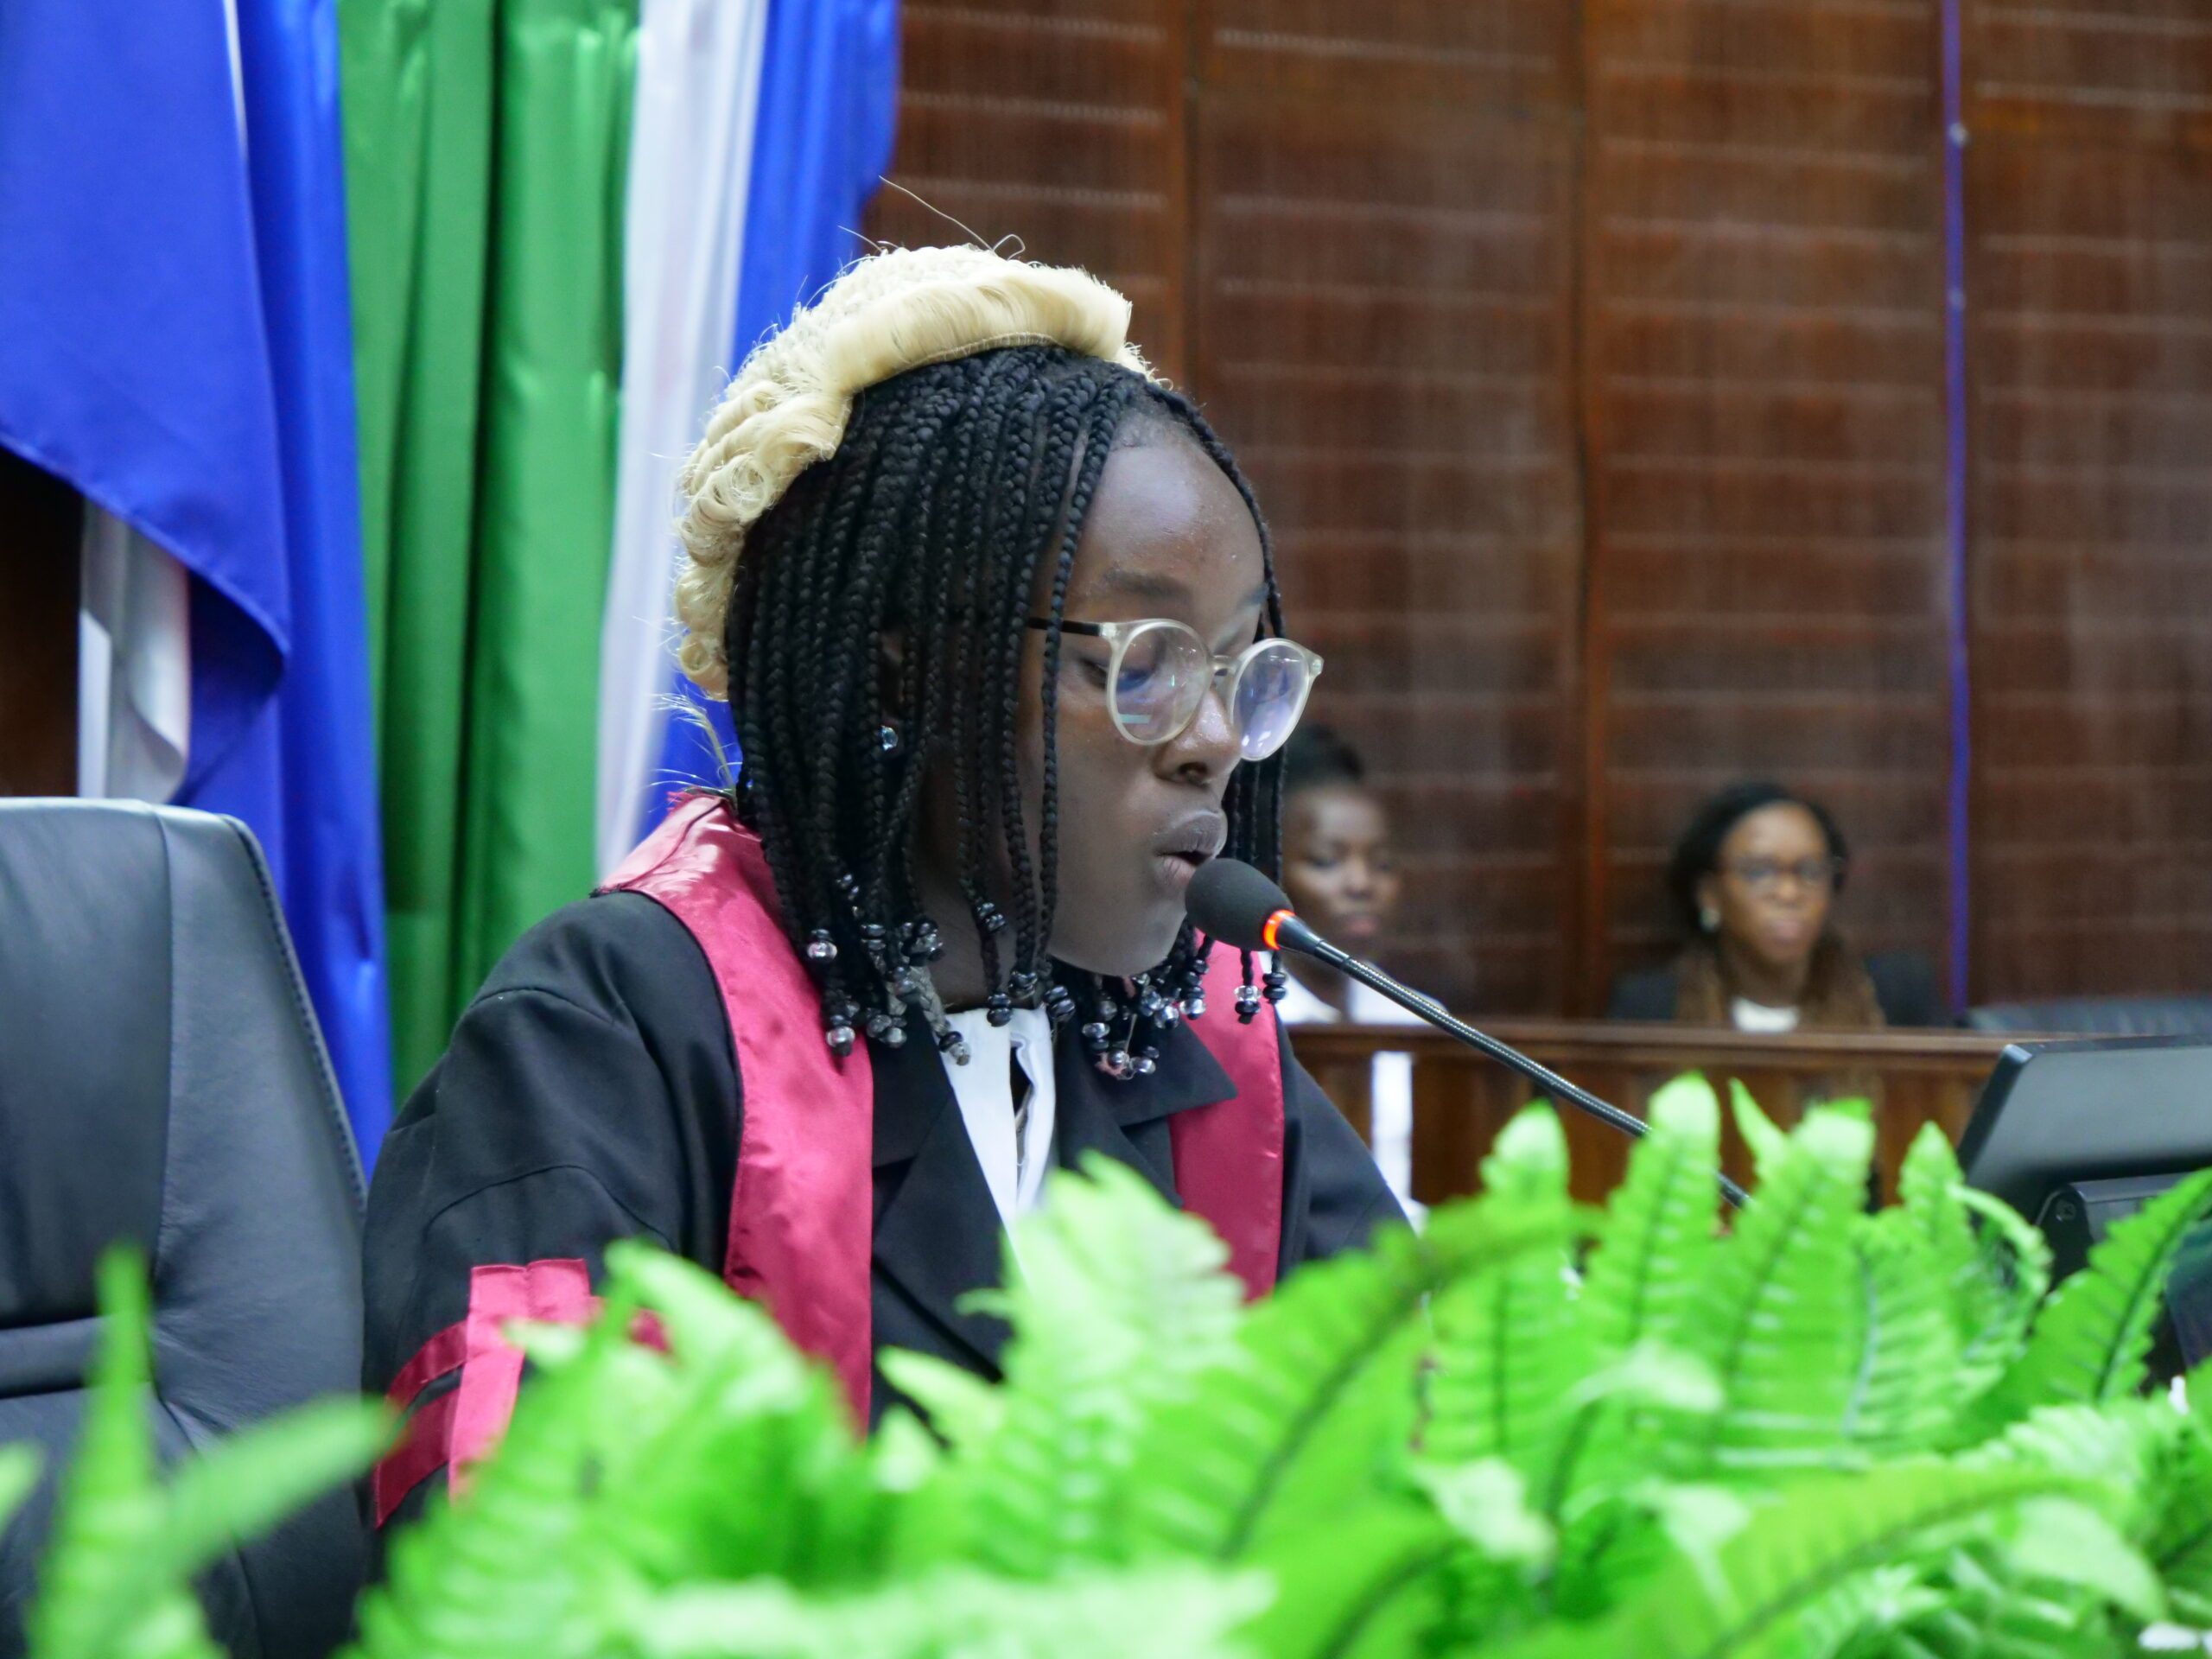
[341,0,638,1100]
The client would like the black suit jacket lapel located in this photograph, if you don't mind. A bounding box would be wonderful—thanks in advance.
[868,1034,1010,1374]
[866,1015,1247,1381]
[1051,1020,1240,1204]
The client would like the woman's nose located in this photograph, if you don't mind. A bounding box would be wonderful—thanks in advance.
[1159,678,1240,785]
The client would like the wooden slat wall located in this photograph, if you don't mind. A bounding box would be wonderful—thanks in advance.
[1187,2,1585,1013]
[1580,0,1955,1003]
[869,0,2212,1014]
[866,0,1192,381]
[1965,1,2212,1000]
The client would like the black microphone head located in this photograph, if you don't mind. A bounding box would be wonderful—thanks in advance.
[1185,858,1294,951]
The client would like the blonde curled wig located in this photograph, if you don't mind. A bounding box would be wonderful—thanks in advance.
[673,245,1158,698]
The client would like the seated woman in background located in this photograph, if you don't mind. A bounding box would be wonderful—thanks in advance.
[1607,779,1947,1031]
[1272,727,1424,1213]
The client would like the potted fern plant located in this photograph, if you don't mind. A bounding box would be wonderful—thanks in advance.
[10,1077,2212,1657]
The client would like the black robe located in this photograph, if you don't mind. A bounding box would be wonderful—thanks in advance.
[363,890,1403,1531]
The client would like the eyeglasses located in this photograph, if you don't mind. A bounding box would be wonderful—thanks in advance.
[1721,855,1846,895]
[1025,617,1323,761]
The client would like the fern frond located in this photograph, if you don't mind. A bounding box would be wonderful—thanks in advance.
[1131,1194,1575,1561]
[1238,1503,1464,1659]
[24,1248,219,1659]
[585,1246,877,1591]
[1884,1538,2130,1659]
[628,1564,1271,1659]
[1980,1169,2212,1429]
[1427,1109,1588,1480]
[1950,1187,2055,1402]
[1729,1079,1789,1182]
[1687,1107,1877,1473]
[156,1399,390,1582]
[0,1445,38,1539]
[1548,1477,1752,1624]
[1840,1214,1963,1455]
[874,1350,1003,1452]
[1416,1459,1558,1568]
[947,1158,1245,1578]
[349,1279,652,1659]
[2145,1407,2212,1623]
[1582,1076,1721,1359]
[1527,1344,1725,1541]
[1487,1464,2125,1659]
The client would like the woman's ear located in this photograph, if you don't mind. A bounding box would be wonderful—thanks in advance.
[1694,874,1722,933]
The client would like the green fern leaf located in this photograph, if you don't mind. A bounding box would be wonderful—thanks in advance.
[1487,1464,2124,1659]
[1950,1190,2056,1405]
[583,1247,877,1592]
[1130,1194,1574,1561]
[155,1399,390,1582]
[1687,1107,1877,1473]
[23,1248,219,1659]
[1786,1563,1943,1659]
[2145,1407,2212,1623]
[1729,1079,1789,1182]
[1427,1109,1588,1480]
[1417,1458,1559,1570]
[1981,1168,2212,1427]
[1237,1503,1463,1659]
[628,1564,1272,1659]
[947,1158,1246,1578]
[1548,1476,1750,1624]
[1881,1537,2129,1659]
[1582,1075,1721,1359]
[1840,1214,1963,1455]
[874,1350,1004,1452]
[349,1278,653,1659]
[0,1445,38,1539]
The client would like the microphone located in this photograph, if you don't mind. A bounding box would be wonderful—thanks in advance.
[1186,858,1748,1211]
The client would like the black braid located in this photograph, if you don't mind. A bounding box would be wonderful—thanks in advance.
[721,347,1286,1048]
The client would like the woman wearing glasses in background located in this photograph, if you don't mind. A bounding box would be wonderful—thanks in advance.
[1607,779,1948,1032]
[359,249,1401,1538]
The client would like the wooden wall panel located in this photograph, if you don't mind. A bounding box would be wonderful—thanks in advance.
[0,449,79,797]
[1580,0,1955,1006]
[868,0,2212,1017]
[1965,2,2212,1000]
[868,0,1191,379]
[1189,3,1585,1014]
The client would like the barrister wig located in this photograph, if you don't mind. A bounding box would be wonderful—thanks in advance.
[671,246,1287,1070]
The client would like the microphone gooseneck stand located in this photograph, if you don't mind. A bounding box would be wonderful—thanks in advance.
[1267,909,1752,1213]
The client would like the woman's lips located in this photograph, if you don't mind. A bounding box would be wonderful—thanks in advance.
[1156,851,1205,896]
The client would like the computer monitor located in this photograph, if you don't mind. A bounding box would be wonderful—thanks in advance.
[1959,1034,2212,1372]
[1960,1035,2212,1221]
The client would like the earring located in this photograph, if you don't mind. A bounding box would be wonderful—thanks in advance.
[1700,906,1720,933]
[877,722,901,754]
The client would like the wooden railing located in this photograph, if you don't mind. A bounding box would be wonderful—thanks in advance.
[1289,1022,2019,1206]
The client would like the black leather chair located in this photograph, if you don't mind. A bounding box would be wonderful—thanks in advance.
[0,800,366,1657]
[1964,995,2212,1039]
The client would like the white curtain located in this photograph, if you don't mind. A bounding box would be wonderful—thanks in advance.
[596,0,771,875]
[78,509,191,801]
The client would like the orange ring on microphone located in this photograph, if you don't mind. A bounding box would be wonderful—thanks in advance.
[1261,908,1293,951]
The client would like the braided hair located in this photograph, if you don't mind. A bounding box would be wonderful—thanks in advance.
[684,253,1284,1069]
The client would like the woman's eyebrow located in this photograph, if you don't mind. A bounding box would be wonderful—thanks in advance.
[1091,568,1192,605]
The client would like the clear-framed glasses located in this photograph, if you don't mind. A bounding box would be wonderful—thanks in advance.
[1722,855,1846,895]
[1025,617,1324,761]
